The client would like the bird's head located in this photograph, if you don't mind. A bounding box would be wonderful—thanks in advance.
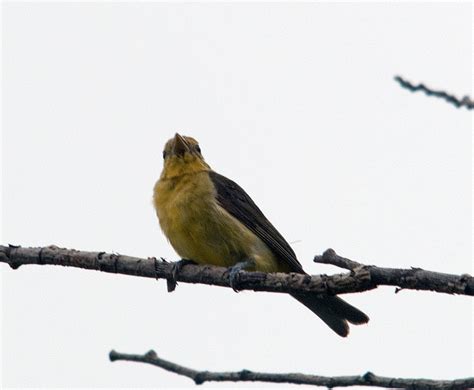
[160,133,210,179]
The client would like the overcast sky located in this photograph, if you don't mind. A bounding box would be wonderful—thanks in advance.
[2,2,472,388]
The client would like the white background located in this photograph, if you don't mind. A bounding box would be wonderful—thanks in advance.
[2,2,472,388]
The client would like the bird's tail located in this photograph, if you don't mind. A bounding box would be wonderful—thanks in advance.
[291,293,369,337]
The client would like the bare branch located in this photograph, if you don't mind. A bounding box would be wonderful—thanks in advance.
[394,75,473,110]
[1,245,472,297]
[314,248,364,271]
[109,349,474,389]
[314,249,473,295]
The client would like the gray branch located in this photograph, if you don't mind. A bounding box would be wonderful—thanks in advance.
[1,245,472,297]
[314,249,473,295]
[3,245,473,387]
[109,349,474,389]
[394,75,474,110]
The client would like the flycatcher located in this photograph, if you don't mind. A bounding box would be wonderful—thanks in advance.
[153,133,369,337]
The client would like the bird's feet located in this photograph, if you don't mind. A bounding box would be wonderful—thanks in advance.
[227,259,255,292]
[167,259,196,292]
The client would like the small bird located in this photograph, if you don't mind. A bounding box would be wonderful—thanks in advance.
[153,133,369,337]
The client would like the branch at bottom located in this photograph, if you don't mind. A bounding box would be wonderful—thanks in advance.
[109,349,474,389]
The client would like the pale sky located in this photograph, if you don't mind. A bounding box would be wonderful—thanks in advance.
[2,2,472,388]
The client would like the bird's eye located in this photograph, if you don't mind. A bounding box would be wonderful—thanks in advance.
[162,151,167,159]
[196,145,201,154]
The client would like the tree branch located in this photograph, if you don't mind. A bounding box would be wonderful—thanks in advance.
[394,75,473,110]
[109,349,474,389]
[314,249,473,295]
[4,245,472,387]
[1,245,472,296]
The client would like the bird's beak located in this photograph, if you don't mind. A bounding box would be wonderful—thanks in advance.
[173,133,190,156]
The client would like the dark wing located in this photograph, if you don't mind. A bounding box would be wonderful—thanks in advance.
[209,171,304,273]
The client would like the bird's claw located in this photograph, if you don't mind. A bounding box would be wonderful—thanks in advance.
[228,267,242,292]
[227,259,255,293]
[167,259,196,292]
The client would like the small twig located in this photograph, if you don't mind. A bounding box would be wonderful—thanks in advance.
[1,245,473,297]
[394,76,473,110]
[314,248,363,271]
[109,349,474,389]
[314,248,473,296]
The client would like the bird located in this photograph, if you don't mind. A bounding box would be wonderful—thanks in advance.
[153,133,369,337]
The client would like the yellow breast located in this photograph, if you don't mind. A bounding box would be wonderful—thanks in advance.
[153,170,281,272]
